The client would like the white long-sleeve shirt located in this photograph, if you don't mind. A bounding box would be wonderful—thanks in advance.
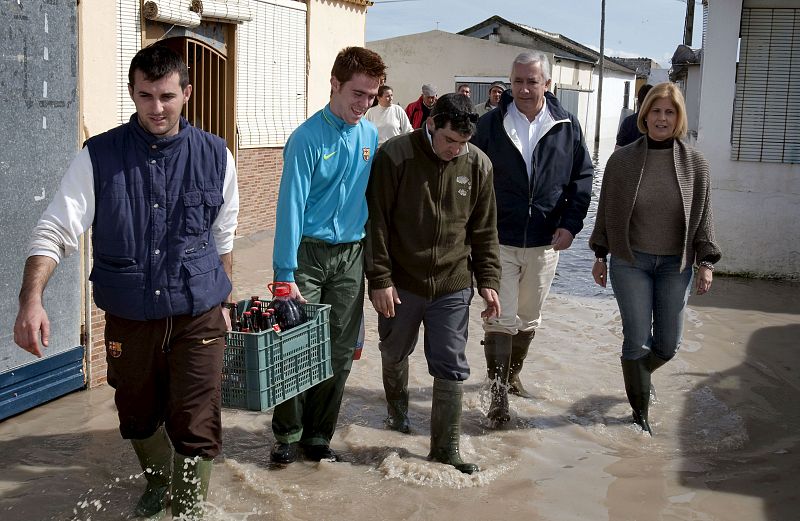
[364,104,413,145]
[28,147,239,262]
[504,98,556,182]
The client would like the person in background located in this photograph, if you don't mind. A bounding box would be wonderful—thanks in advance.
[365,84,413,146]
[13,45,239,519]
[476,80,507,116]
[472,51,593,429]
[270,46,386,465]
[405,84,438,129]
[616,83,654,149]
[366,93,501,474]
[457,84,471,98]
[590,82,721,435]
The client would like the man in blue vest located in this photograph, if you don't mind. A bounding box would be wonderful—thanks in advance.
[270,46,386,464]
[13,45,239,519]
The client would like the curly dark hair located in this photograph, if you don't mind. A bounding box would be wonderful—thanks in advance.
[430,93,477,136]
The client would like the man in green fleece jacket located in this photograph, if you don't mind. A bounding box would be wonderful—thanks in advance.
[365,93,501,474]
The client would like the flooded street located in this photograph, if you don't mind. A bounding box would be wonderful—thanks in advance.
[2,139,799,521]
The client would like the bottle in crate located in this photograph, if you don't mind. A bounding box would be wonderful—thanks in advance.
[266,282,307,332]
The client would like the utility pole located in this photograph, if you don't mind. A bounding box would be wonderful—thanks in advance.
[683,0,695,46]
[594,0,605,144]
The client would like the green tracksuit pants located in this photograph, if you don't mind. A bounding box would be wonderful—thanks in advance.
[271,237,364,446]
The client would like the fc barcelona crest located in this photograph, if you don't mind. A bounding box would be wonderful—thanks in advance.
[362,147,371,162]
[107,341,123,358]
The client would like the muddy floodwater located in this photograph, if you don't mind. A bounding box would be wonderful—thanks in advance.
[2,140,799,520]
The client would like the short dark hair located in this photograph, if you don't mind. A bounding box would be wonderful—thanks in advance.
[128,44,190,89]
[430,93,477,136]
[637,84,654,109]
[378,85,393,97]
[330,46,387,85]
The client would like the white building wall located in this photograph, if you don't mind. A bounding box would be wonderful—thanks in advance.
[78,0,119,140]
[307,0,368,115]
[696,0,800,278]
[585,70,636,144]
[367,31,546,110]
[685,64,702,138]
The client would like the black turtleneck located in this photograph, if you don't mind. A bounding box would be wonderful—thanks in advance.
[647,136,674,149]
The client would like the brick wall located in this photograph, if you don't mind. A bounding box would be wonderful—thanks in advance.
[85,146,284,388]
[88,297,107,388]
[235,147,284,236]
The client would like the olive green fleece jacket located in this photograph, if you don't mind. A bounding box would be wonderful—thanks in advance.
[365,128,501,300]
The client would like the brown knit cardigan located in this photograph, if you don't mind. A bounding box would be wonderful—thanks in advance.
[589,137,722,270]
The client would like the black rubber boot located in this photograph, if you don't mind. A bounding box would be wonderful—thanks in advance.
[382,357,411,433]
[647,352,670,402]
[482,333,513,428]
[171,454,212,520]
[621,357,653,435]
[130,426,173,519]
[428,378,479,474]
[647,352,669,373]
[509,330,535,398]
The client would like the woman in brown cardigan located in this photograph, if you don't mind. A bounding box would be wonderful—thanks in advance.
[589,83,721,435]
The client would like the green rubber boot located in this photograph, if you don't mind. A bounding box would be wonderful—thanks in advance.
[130,426,173,518]
[428,378,479,474]
[509,330,535,398]
[171,454,213,520]
[382,357,411,433]
[483,332,513,427]
[621,357,653,435]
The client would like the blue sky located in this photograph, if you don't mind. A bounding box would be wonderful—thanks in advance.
[366,0,704,68]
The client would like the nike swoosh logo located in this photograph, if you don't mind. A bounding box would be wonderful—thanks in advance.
[201,337,220,345]
[323,151,336,160]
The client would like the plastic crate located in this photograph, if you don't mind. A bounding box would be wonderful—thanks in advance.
[222,301,332,411]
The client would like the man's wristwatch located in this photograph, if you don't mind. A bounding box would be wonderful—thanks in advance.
[594,257,607,264]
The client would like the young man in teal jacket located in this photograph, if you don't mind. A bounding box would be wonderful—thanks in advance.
[270,47,386,464]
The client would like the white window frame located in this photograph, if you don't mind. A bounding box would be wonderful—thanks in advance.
[731,7,800,164]
[236,0,307,148]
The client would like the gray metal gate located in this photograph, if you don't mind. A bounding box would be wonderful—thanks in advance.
[1,0,84,420]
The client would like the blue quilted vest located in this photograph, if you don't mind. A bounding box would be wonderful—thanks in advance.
[86,115,231,320]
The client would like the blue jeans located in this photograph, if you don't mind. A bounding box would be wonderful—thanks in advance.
[609,251,693,361]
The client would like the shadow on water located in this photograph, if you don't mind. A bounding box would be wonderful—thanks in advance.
[688,274,800,315]
[678,323,800,521]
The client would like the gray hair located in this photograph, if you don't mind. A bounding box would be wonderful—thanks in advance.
[511,51,551,82]
[421,84,438,96]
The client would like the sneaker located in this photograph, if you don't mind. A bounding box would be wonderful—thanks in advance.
[270,442,298,464]
[302,444,340,462]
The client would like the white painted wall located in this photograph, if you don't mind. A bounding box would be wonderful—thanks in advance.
[78,0,119,140]
[684,64,702,138]
[367,31,545,110]
[307,0,369,115]
[584,70,636,144]
[367,30,633,144]
[696,0,800,278]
